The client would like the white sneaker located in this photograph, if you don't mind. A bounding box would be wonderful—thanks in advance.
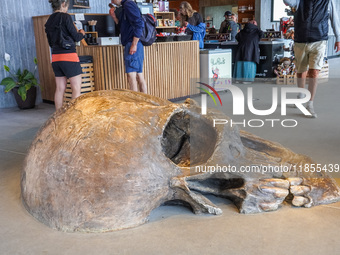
[306,101,317,118]
[297,93,306,99]
[292,93,306,108]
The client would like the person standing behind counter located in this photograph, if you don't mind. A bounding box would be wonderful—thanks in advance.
[109,0,147,93]
[230,13,241,34]
[45,0,85,111]
[179,1,205,48]
[219,11,231,34]
[228,13,239,41]
[219,11,238,41]
[283,0,340,118]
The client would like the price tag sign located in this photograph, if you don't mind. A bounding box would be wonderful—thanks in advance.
[75,13,85,21]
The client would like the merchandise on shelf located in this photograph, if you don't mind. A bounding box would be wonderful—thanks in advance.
[280,17,294,34]
[263,31,283,39]
[153,0,159,12]
[274,57,296,76]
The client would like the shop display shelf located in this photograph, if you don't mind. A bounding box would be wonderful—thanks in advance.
[156,35,191,42]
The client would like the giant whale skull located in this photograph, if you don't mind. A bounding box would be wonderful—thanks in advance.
[21,90,340,232]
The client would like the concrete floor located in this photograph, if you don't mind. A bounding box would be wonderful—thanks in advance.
[1,58,340,255]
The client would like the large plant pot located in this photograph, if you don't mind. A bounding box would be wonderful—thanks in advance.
[13,86,37,110]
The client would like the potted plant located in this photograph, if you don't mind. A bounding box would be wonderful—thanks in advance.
[1,54,40,109]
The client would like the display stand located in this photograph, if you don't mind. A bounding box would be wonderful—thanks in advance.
[154,11,176,31]
[204,18,213,30]
[238,0,255,27]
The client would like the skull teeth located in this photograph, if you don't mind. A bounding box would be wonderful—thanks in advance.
[259,186,290,198]
[290,185,311,196]
[292,196,310,207]
[287,177,304,186]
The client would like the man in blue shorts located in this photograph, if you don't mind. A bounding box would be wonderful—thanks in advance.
[109,0,147,93]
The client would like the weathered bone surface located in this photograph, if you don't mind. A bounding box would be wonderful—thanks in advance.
[21,90,340,232]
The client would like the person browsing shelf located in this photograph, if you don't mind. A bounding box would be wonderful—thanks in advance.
[179,1,205,48]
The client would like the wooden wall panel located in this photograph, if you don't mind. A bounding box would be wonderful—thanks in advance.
[33,15,56,101]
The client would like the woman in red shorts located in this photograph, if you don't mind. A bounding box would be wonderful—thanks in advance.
[45,0,85,110]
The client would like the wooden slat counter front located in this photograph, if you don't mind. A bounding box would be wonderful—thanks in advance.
[33,15,200,101]
[77,41,200,100]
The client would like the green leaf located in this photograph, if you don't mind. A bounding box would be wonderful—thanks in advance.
[25,83,32,91]
[5,83,17,93]
[34,57,38,65]
[0,77,17,93]
[1,77,15,86]
[4,65,10,72]
[18,86,27,101]
[23,71,34,81]
[22,69,28,77]
[1,77,17,92]
[16,68,22,76]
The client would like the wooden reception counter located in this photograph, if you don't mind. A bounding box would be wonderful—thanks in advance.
[76,41,200,99]
[33,15,200,102]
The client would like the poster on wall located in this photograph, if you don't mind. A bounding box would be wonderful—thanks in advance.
[72,0,90,9]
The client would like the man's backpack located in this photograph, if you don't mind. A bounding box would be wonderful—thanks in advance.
[140,14,157,46]
[122,0,157,46]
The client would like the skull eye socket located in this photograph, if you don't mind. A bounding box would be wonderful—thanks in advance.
[161,110,218,167]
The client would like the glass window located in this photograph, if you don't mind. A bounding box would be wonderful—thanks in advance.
[272,0,289,22]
